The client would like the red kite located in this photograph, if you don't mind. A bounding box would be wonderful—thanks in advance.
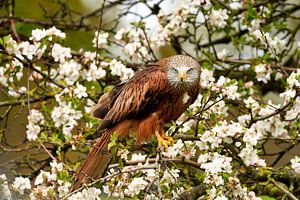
[72,55,201,190]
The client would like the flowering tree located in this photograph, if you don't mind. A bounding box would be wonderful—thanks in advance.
[0,0,300,199]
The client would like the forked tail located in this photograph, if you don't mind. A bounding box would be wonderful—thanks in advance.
[71,129,114,191]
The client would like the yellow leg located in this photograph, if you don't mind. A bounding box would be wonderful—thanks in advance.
[155,130,174,151]
[160,131,175,145]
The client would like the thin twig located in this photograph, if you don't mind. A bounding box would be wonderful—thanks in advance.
[0,95,54,107]
[39,141,58,162]
[272,180,299,200]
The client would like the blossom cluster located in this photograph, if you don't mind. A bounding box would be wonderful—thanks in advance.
[51,101,82,138]
[0,160,70,199]
[114,26,154,62]
[26,109,45,141]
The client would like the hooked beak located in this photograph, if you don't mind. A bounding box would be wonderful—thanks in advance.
[178,71,187,82]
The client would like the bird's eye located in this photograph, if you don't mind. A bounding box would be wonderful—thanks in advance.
[172,67,178,72]
[187,68,193,73]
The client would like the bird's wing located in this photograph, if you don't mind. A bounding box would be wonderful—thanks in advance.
[98,67,169,130]
[91,83,125,119]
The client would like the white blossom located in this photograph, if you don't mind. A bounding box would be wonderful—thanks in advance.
[31,185,53,198]
[150,26,170,47]
[198,130,221,149]
[161,169,180,185]
[30,26,66,42]
[17,41,45,60]
[248,19,262,33]
[5,36,19,55]
[237,114,251,126]
[291,156,300,173]
[28,109,44,124]
[215,195,228,200]
[244,97,260,115]
[69,187,101,200]
[144,193,159,200]
[130,153,147,162]
[0,174,12,200]
[0,66,8,87]
[92,31,109,48]
[109,59,134,81]
[124,42,149,61]
[145,169,157,182]
[84,98,96,113]
[287,70,300,88]
[243,128,262,146]
[83,51,97,63]
[162,139,184,158]
[230,1,241,10]
[26,122,41,141]
[34,170,56,185]
[165,14,187,35]
[12,177,31,195]
[177,119,195,133]
[8,88,21,98]
[252,29,262,39]
[275,72,283,81]
[51,43,72,63]
[57,182,71,198]
[34,171,45,186]
[200,153,232,174]
[225,84,240,100]
[212,76,240,100]
[51,101,82,137]
[255,64,272,83]
[267,35,286,52]
[74,83,88,99]
[124,177,148,197]
[200,69,215,88]
[114,28,127,41]
[114,27,152,61]
[46,26,66,40]
[57,60,81,85]
[50,160,63,173]
[26,109,44,141]
[217,49,229,60]
[239,146,266,167]
[252,31,286,53]
[30,66,43,80]
[85,62,106,82]
[30,28,48,41]
[285,96,300,121]
[280,89,296,103]
[270,117,288,138]
[209,9,229,29]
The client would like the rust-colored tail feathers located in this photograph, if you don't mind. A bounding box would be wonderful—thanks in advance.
[72,129,114,191]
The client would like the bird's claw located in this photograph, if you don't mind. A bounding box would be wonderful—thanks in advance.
[155,131,174,152]
[161,134,175,145]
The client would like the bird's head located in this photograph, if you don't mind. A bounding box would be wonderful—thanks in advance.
[165,55,201,90]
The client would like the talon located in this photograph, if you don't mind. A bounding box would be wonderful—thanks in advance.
[155,130,174,152]
[161,132,175,145]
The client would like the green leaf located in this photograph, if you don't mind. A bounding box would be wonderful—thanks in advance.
[210,113,216,120]
[221,173,229,183]
[0,35,12,46]
[108,132,118,150]
[57,170,71,182]
[107,140,116,150]
[260,196,276,200]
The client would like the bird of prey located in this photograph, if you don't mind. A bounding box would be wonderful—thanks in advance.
[72,55,201,190]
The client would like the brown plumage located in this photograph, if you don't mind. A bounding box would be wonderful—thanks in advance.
[72,55,201,190]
